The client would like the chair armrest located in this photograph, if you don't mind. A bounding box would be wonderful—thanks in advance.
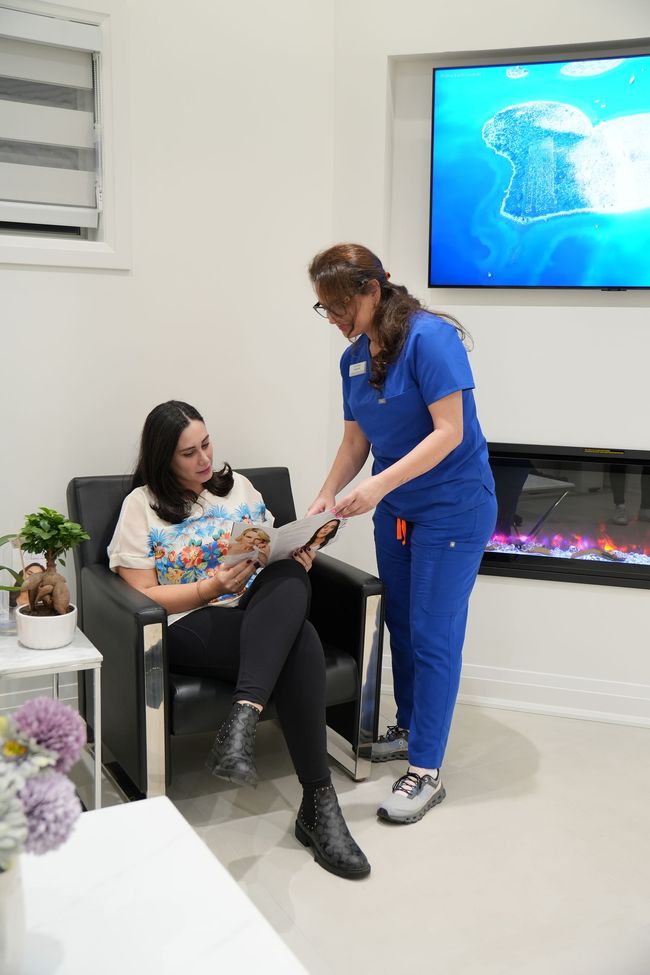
[83,563,167,628]
[309,553,384,665]
[310,552,383,593]
[79,564,168,794]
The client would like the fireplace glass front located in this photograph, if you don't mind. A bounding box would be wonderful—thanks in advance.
[481,444,650,589]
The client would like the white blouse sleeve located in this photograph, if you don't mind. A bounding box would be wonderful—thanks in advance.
[107,489,156,572]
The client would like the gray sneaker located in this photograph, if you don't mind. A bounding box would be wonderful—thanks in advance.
[371,725,409,763]
[639,508,650,522]
[613,504,629,526]
[377,770,446,824]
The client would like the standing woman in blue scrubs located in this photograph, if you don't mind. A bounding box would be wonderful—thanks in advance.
[307,243,497,824]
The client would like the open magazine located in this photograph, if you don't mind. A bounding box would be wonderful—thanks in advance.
[222,512,345,567]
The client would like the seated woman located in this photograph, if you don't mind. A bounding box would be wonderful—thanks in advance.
[108,400,369,880]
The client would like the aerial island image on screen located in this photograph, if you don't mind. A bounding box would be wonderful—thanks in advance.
[429,56,650,287]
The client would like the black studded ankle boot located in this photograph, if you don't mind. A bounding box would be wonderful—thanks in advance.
[205,702,261,786]
[295,783,371,879]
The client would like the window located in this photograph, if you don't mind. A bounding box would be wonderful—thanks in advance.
[0,2,130,269]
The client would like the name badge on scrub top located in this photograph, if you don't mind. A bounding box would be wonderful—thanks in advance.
[349,361,366,377]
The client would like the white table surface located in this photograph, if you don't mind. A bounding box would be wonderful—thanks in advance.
[0,628,102,677]
[22,796,308,975]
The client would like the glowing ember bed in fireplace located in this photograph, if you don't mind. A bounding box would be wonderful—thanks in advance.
[481,444,650,589]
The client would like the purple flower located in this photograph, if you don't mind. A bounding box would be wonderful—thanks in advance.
[19,771,81,855]
[14,697,86,774]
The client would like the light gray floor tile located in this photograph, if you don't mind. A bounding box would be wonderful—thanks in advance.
[87,699,650,974]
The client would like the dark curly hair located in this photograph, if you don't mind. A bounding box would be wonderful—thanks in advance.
[308,243,469,391]
[133,400,234,524]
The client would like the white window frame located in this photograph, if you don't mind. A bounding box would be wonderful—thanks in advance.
[0,0,131,269]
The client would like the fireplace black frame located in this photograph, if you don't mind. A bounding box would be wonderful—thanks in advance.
[480,443,650,590]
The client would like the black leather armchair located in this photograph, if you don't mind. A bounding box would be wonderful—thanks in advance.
[67,469,384,799]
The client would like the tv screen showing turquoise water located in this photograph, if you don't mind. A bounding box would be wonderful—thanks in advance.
[429,55,650,288]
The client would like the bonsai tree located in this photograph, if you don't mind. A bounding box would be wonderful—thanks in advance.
[18,508,90,616]
[0,532,22,596]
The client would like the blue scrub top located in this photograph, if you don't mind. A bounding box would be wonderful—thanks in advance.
[340,310,495,521]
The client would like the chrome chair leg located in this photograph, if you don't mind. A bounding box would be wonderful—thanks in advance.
[143,622,166,798]
[327,593,383,781]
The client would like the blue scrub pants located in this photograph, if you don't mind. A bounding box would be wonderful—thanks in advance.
[374,493,497,769]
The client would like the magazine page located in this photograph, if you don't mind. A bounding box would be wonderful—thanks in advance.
[222,513,345,567]
[268,512,345,563]
[221,523,275,567]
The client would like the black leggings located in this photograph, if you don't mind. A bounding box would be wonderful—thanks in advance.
[167,559,329,785]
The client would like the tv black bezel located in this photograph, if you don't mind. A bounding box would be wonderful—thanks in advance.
[427,51,650,291]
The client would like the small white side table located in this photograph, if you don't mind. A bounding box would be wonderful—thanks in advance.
[0,628,103,809]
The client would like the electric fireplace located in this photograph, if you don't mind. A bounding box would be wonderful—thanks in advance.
[481,444,650,589]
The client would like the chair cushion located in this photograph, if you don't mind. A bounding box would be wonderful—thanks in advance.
[170,644,358,736]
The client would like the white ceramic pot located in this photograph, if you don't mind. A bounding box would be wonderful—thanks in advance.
[16,603,77,650]
[0,859,25,974]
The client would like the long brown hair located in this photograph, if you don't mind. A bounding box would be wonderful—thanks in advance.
[308,243,469,390]
[133,401,234,524]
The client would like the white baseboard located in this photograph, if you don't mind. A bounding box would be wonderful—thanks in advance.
[381,660,650,728]
[456,694,650,729]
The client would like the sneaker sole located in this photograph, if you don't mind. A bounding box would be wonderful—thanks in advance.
[376,785,446,824]
[371,749,409,763]
[294,820,371,880]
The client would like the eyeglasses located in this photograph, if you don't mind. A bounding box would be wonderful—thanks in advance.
[313,279,368,319]
[312,297,351,320]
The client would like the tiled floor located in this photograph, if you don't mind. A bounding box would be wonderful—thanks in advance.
[84,699,650,975]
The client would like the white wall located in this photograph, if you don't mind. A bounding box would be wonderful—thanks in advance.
[3,0,335,530]
[327,0,650,724]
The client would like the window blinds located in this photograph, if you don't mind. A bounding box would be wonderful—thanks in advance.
[0,9,102,228]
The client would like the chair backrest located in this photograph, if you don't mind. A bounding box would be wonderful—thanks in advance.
[67,475,133,573]
[238,467,297,527]
[66,468,297,625]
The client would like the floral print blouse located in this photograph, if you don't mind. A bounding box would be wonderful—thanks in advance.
[107,474,273,620]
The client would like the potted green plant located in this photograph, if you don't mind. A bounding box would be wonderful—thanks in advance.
[15,508,89,651]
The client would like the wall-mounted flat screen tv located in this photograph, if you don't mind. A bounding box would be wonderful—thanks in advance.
[429,54,650,288]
